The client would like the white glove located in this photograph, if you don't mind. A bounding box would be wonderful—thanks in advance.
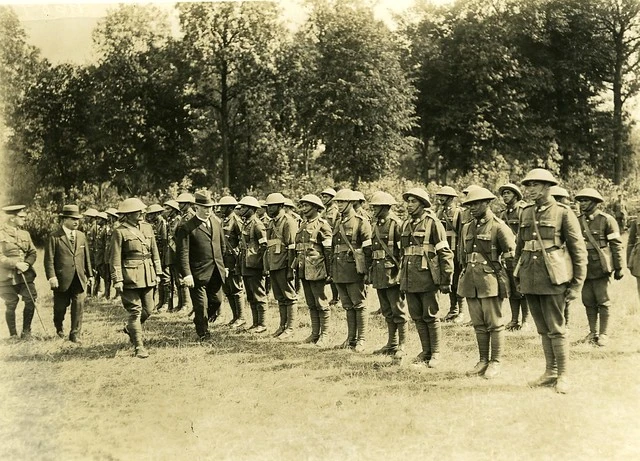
[183,275,195,288]
[49,277,59,289]
[15,262,30,273]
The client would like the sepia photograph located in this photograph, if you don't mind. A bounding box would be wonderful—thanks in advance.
[1,0,640,459]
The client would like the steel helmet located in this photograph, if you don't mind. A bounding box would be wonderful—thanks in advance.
[462,184,481,195]
[320,187,337,197]
[118,198,146,214]
[333,189,355,202]
[259,200,267,208]
[283,198,297,208]
[575,188,604,203]
[217,196,238,207]
[402,188,432,207]
[521,168,559,186]
[462,187,496,205]
[105,207,119,218]
[176,192,195,204]
[83,207,99,218]
[436,186,458,197]
[146,204,164,214]
[96,211,108,220]
[369,191,397,206]
[238,196,261,209]
[164,199,180,212]
[498,183,523,200]
[265,192,286,206]
[353,191,366,202]
[550,186,570,199]
[299,194,325,209]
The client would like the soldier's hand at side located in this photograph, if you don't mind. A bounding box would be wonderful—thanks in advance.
[114,282,124,295]
[88,277,94,288]
[439,285,451,294]
[15,262,29,273]
[564,287,578,303]
[183,275,195,288]
[49,277,59,289]
[614,269,624,280]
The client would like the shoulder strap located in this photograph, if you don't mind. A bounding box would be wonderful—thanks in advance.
[373,220,400,267]
[580,214,610,272]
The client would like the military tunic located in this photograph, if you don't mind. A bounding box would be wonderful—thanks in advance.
[514,198,587,338]
[0,224,37,336]
[240,214,267,327]
[295,215,332,313]
[265,211,298,306]
[371,213,407,324]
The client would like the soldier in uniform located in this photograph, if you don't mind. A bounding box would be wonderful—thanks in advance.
[264,193,299,340]
[458,188,516,378]
[110,198,162,358]
[101,207,120,299]
[83,208,100,297]
[369,191,408,360]
[173,193,195,313]
[176,191,226,340]
[574,188,625,347]
[0,205,37,339]
[320,188,340,306]
[217,196,246,329]
[400,188,453,368]
[257,200,272,296]
[612,193,628,232]
[516,168,587,393]
[284,198,302,225]
[295,194,333,347]
[435,186,467,323]
[498,183,530,330]
[146,204,169,312]
[331,189,373,352]
[352,191,371,221]
[237,196,268,333]
[162,200,181,312]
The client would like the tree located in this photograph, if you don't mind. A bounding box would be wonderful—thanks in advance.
[300,0,416,186]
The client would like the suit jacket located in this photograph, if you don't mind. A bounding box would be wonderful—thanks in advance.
[176,215,226,284]
[44,227,92,292]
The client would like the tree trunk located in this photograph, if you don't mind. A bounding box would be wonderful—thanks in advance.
[220,62,230,189]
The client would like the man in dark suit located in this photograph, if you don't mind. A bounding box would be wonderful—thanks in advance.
[44,205,93,343]
[176,190,227,339]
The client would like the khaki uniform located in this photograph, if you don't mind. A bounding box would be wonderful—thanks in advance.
[499,200,529,328]
[332,209,372,348]
[459,211,515,368]
[0,224,37,336]
[627,219,640,297]
[515,198,587,380]
[295,215,333,342]
[240,214,267,328]
[110,221,162,348]
[222,212,245,324]
[322,202,340,304]
[400,210,453,363]
[436,204,466,319]
[371,213,408,352]
[265,211,299,336]
[578,209,625,340]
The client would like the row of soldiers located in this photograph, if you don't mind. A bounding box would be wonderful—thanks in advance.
[1,168,628,393]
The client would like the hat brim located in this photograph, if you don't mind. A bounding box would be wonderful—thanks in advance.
[59,213,82,219]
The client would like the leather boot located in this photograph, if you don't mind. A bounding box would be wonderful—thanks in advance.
[353,308,367,352]
[413,320,430,364]
[273,305,287,337]
[304,309,320,343]
[315,310,330,348]
[484,330,503,379]
[234,294,246,325]
[22,304,35,333]
[254,303,267,333]
[529,335,558,387]
[249,304,258,328]
[5,309,17,337]
[597,306,609,346]
[585,305,598,339]
[392,323,408,364]
[552,337,569,393]
[227,295,238,325]
[278,304,297,340]
[467,331,490,376]
[427,321,441,367]
[453,297,468,324]
[373,322,398,355]
[339,309,357,348]
[156,285,165,311]
[506,298,520,330]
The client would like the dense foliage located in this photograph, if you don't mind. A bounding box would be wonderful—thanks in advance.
[2,0,640,208]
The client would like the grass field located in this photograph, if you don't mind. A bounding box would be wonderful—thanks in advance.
[2,251,640,461]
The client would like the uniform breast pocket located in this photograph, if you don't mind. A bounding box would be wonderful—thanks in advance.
[123,236,142,252]
[538,220,556,239]
[122,260,142,283]
[519,222,532,239]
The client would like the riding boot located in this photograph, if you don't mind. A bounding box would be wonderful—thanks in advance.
[5,309,17,336]
[598,306,609,336]
[414,320,430,362]
[551,336,569,393]
[304,309,321,343]
[585,306,598,335]
[426,321,441,367]
[353,308,367,352]
[235,294,245,322]
[315,310,331,348]
[273,305,287,337]
[393,322,408,362]
[278,304,297,340]
[339,309,357,348]
[373,321,397,354]
[466,331,489,376]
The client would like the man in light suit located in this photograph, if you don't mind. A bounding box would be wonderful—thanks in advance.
[44,205,93,343]
[176,190,227,340]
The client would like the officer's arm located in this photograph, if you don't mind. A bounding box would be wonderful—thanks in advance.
[627,220,637,263]
[150,232,162,276]
[498,223,516,269]
[321,222,333,277]
[563,209,588,288]
[432,219,454,286]
[109,231,123,283]
[360,218,373,269]
[83,234,93,277]
[24,234,37,267]
[285,218,297,275]
[605,216,625,272]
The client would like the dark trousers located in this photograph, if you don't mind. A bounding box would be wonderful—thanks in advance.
[189,268,223,336]
[53,274,86,338]
[526,294,566,339]
[376,285,408,324]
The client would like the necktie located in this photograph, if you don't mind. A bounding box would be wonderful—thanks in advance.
[69,231,75,248]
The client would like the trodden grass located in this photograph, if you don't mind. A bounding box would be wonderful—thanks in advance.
[2,259,640,460]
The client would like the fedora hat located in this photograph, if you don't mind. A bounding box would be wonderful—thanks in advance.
[59,205,82,219]
[194,190,215,207]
